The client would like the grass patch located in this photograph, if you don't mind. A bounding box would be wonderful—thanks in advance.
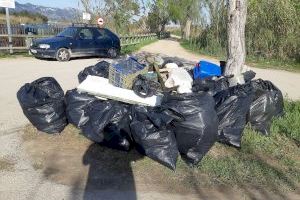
[0,51,32,59]
[180,40,300,72]
[180,40,226,61]
[196,101,300,191]
[271,100,300,144]
[247,56,300,72]
[121,39,158,55]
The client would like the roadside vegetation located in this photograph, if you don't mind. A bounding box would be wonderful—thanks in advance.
[178,0,299,71]
[121,38,158,55]
[0,51,32,59]
[195,100,300,188]
[181,40,300,72]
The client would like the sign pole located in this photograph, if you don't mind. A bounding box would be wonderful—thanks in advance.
[5,7,13,54]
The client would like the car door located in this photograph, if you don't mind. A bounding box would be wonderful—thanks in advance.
[72,28,96,56]
[94,28,113,55]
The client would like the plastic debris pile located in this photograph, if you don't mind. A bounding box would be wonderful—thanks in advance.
[17,53,284,170]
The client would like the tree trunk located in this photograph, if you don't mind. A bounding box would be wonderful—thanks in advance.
[225,0,248,85]
[184,19,192,40]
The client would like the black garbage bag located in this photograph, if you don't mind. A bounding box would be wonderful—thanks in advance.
[65,89,98,128]
[162,93,218,165]
[78,61,110,83]
[83,101,133,151]
[101,117,133,151]
[214,83,255,147]
[162,57,184,68]
[130,105,178,170]
[192,77,229,96]
[17,77,67,134]
[248,79,284,135]
[83,100,133,151]
[132,75,162,98]
[65,89,132,151]
[243,70,256,83]
[100,102,133,151]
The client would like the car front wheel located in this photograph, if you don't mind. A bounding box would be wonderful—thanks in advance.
[107,48,118,58]
[56,48,71,62]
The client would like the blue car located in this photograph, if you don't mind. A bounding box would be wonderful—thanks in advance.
[30,25,121,61]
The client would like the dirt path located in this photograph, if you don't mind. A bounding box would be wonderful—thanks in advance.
[141,40,300,100]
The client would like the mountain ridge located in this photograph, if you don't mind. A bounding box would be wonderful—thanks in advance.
[13,1,79,21]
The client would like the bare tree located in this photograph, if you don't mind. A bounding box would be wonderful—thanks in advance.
[225,0,248,85]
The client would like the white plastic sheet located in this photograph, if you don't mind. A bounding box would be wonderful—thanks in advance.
[77,75,162,107]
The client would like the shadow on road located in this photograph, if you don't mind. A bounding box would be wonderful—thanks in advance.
[72,143,143,200]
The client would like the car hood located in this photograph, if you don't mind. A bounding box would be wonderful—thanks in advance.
[34,36,67,44]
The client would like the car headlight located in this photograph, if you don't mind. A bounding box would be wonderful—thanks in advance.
[39,44,50,49]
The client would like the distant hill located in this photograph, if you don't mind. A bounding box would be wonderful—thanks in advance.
[13,1,79,22]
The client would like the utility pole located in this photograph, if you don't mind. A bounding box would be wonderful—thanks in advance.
[5,7,13,54]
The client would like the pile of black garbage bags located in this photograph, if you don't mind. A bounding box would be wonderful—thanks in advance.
[17,61,284,170]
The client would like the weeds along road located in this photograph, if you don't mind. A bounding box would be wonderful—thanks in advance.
[0,39,300,200]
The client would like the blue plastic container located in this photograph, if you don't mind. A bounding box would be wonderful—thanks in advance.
[193,60,221,79]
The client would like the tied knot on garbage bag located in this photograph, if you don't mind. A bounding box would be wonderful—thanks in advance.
[132,74,162,98]
[78,61,110,83]
[192,77,229,96]
[17,77,67,134]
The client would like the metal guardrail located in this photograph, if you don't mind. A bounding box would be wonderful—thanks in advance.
[0,33,158,51]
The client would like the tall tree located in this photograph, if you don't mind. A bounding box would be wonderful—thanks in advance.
[80,0,139,33]
[168,0,199,39]
[225,0,248,85]
[147,0,170,32]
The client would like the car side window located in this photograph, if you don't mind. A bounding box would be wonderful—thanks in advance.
[97,29,111,40]
[78,28,94,40]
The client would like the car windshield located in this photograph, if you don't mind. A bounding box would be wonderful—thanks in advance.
[57,27,78,38]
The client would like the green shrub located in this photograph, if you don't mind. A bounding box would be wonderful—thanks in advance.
[272,100,300,143]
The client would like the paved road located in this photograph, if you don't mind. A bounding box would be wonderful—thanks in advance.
[1,40,299,200]
[0,57,104,132]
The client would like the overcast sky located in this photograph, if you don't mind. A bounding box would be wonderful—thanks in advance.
[17,0,79,9]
